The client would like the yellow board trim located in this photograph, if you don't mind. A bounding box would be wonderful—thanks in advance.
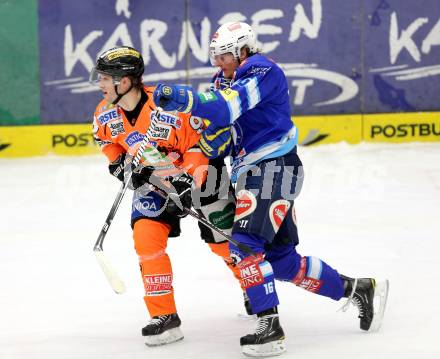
[0,124,98,158]
[1,112,439,158]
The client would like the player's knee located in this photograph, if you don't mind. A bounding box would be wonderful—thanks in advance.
[133,219,170,258]
[208,241,229,259]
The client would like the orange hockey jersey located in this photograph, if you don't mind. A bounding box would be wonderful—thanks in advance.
[92,86,208,182]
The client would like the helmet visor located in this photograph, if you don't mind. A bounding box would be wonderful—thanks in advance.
[209,52,236,67]
[89,67,120,85]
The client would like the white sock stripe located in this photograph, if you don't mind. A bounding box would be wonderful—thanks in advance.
[260,261,274,277]
[306,256,323,280]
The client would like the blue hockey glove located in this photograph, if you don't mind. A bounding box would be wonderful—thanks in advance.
[198,124,232,159]
[153,84,195,113]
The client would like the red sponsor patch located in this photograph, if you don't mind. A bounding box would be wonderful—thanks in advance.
[234,190,257,221]
[238,254,264,289]
[269,200,291,232]
[144,274,172,296]
[227,22,242,31]
[292,257,307,285]
[297,277,323,293]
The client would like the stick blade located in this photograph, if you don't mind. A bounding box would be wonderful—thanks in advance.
[94,250,126,294]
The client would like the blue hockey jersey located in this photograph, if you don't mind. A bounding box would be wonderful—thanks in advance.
[192,54,298,181]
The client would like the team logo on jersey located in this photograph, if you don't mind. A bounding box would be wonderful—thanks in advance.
[98,108,119,125]
[234,190,257,221]
[156,112,182,129]
[125,131,144,147]
[108,120,125,137]
[144,274,172,296]
[269,200,291,232]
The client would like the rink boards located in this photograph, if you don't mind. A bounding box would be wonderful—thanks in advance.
[1,112,439,158]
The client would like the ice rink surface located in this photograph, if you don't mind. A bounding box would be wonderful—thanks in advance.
[1,142,439,359]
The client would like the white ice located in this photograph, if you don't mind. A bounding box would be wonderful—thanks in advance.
[1,142,439,359]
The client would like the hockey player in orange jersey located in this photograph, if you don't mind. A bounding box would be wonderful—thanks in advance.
[90,46,242,346]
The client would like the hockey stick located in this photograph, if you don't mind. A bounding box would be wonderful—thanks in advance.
[93,109,161,294]
[185,207,256,256]
[144,177,257,257]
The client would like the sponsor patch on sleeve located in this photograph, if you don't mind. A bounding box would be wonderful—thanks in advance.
[198,92,218,103]
[98,108,119,125]
[219,88,239,101]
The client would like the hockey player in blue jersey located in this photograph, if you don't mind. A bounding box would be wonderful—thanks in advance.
[153,22,389,357]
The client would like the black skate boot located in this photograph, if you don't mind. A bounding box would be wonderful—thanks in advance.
[340,275,389,332]
[240,307,286,357]
[142,313,183,346]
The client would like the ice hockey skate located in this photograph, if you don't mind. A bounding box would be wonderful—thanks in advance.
[142,313,184,346]
[240,308,286,357]
[340,276,389,332]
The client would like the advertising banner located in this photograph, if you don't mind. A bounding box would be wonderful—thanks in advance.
[0,124,97,158]
[37,0,440,125]
[363,0,440,113]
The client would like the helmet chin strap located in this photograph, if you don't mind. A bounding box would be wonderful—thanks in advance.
[111,81,133,105]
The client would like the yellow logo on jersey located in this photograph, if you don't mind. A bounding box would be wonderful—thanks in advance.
[162,86,172,95]
[219,88,239,101]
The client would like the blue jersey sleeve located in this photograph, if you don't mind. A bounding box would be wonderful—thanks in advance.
[193,60,280,127]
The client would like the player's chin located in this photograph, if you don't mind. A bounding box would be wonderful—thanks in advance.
[102,93,113,102]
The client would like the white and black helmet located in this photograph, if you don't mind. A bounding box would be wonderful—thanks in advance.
[209,22,257,64]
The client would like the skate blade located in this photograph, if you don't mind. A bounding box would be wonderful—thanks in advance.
[237,312,257,321]
[369,279,389,332]
[242,339,286,357]
[144,327,184,347]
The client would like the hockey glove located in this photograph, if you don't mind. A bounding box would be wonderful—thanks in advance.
[166,173,193,217]
[131,165,155,190]
[153,83,196,113]
[108,153,132,182]
[198,124,232,159]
